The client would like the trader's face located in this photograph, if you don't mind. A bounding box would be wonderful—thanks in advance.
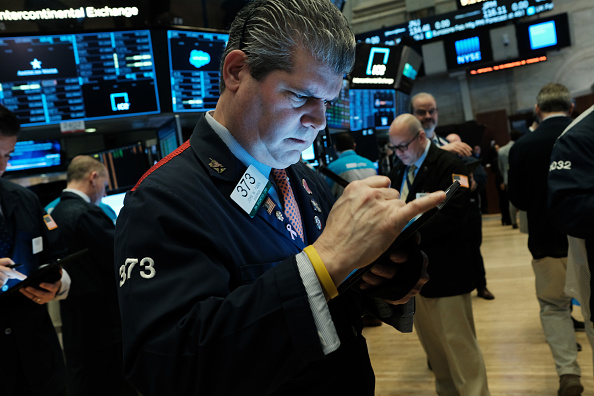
[234,48,343,169]
[412,96,438,137]
[0,135,18,177]
[389,128,425,166]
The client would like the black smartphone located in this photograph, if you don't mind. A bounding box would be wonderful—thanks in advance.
[0,249,88,299]
[337,180,461,297]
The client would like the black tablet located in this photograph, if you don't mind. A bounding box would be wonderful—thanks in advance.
[0,249,88,300]
[337,180,460,296]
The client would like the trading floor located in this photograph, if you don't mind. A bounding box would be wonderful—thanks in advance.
[366,214,594,396]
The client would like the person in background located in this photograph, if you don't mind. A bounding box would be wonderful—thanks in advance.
[497,129,522,229]
[0,104,70,396]
[410,92,472,157]
[446,133,494,300]
[548,104,594,379]
[508,83,583,396]
[324,131,376,198]
[388,114,490,395]
[113,1,445,395]
[50,156,136,396]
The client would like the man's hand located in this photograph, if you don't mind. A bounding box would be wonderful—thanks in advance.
[313,176,445,286]
[19,270,62,305]
[0,258,26,287]
[441,141,472,157]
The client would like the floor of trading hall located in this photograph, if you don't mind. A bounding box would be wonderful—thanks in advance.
[366,214,594,396]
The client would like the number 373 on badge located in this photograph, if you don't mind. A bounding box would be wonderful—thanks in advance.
[231,165,272,217]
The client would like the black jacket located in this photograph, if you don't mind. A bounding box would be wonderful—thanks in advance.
[509,116,572,259]
[388,143,474,298]
[0,178,67,396]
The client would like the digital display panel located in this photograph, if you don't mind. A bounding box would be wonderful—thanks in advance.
[101,191,127,217]
[92,142,149,193]
[529,20,557,50]
[356,0,554,46]
[350,44,402,89]
[6,139,61,172]
[0,30,160,127]
[349,89,396,132]
[157,116,183,158]
[516,13,570,54]
[167,29,229,112]
[326,79,350,130]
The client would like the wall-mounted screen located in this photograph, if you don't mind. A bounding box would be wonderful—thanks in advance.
[91,142,149,193]
[349,89,396,132]
[157,115,183,158]
[0,30,160,127]
[6,139,61,173]
[516,13,571,55]
[350,44,402,89]
[167,29,229,113]
[326,79,350,130]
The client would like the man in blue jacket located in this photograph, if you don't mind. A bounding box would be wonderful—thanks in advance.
[114,1,445,395]
[0,104,70,396]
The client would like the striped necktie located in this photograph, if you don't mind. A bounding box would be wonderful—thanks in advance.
[271,169,304,242]
[400,165,417,201]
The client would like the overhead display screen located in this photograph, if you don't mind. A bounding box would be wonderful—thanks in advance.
[356,0,554,46]
[167,29,229,113]
[0,30,160,127]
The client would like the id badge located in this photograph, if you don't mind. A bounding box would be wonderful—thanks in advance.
[230,165,272,217]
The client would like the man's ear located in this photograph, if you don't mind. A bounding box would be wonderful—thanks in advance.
[222,50,248,92]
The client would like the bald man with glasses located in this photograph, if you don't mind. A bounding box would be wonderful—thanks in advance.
[388,114,491,396]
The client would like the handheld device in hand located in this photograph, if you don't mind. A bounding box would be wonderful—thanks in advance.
[337,180,461,299]
[0,249,88,299]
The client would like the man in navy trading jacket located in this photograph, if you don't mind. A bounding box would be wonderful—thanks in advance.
[114,1,446,395]
[0,104,70,396]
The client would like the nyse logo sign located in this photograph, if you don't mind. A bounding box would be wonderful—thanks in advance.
[366,47,390,76]
[456,36,482,65]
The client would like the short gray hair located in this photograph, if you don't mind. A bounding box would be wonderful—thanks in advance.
[219,0,355,92]
[536,83,572,113]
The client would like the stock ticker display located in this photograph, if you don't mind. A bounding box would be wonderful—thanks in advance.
[357,0,554,46]
[0,30,160,127]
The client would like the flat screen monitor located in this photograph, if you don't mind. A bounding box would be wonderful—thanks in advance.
[92,142,149,193]
[349,89,396,132]
[0,30,161,127]
[157,115,183,158]
[350,44,402,89]
[516,13,571,55]
[101,191,127,218]
[6,139,61,173]
[326,79,350,130]
[167,29,229,112]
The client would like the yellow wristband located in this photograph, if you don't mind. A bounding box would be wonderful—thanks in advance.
[304,245,338,300]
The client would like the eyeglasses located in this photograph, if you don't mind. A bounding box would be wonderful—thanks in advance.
[388,131,420,153]
[413,108,437,117]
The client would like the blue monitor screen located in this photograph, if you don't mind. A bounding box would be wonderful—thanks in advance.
[349,89,396,131]
[326,79,350,130]
[101,191,127,218]
[0,30,160,127]
[167,29,229,112]
[6,139,61,172]
[529,20,558,50]
[158,116,182,158]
